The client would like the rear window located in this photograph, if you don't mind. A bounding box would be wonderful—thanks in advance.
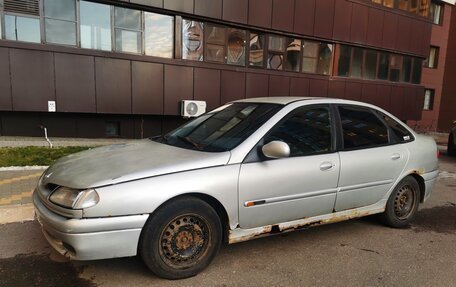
[377,112,414,143]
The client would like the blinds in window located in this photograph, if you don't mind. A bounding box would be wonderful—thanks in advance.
[4,0,40,16]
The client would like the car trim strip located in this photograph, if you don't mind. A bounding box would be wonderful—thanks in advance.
[338,179,393,193]
[244,188,338,207]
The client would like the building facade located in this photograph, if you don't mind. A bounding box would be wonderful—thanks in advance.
[0,0,432,138]
[410,0,455,133]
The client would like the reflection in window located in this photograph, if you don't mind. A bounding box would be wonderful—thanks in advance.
[302,41,319,73]
[378,111,413,143]
[351,48,363,78]
[423,89,434,110]
[420,0,429,16]
[402,57,412,82]
[249,33,265,67]
[337,45,351,77]
[80,1,111,51]
[364,50,378,79]
[398,0,409,10]
[205,24,226,63]
[227,29,246,66]
[115,7,142,54]
[317,44,333,75]
[339,106,388,149]
[145,12,173,58]
[284,39,301,72]
[44,0,77,46]
[182,20,204,61]
[412,58,422,84]
[410,0,419,13]
[378,53,389,80]
[267,35,285,70]
[4,15,40,43]
[266,107,332,157]
[389,55,402,82]
[423,46,439,68]
[430,1,443,24]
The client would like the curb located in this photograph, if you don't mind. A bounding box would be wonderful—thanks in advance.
[0,166,48,171]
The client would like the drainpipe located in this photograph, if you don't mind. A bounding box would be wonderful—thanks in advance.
[40,125,53,148]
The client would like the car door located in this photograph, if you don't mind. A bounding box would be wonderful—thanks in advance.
[238,105,340,229]
[334,105,409,211]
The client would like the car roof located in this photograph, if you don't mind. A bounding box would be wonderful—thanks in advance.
[231,97,321,105]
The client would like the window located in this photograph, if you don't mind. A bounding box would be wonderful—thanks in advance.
[420,0,430,16]
[337,45,351,77]
[227,28,246,65]
[302,41,333,75]
[265,106,332,157]
[364,50,378,79]
[401,56,412,82]
[161,103,281,152]
[430,1,443,24]
[106,122,120,137]
[389,54,402,82]
[205,24,226,63]
[378,53,389,80]
[44,0,77,46]
[203,24,246,65]
[411,58,423,84]
[423,89,435,110]
[378,111,414,143]
[80,1,111,51]
[351,48,363,78]
[339,106,389,149]
[182,19,204,61]
[145,13,173,58]
[267,35,285,70]
[284,38,301,72]
[423,46,439,68]
[3,0,40,43]
[5,15,40,43]
[249,33,265,67]
[398,0,410,10]
[114,7,142,54]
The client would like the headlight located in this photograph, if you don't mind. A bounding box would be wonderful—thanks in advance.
[49,187,99,209]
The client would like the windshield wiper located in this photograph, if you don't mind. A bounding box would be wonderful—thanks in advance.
[177,136,203,150]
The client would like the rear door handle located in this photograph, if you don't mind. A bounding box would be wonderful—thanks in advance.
[391,153,401,160]
[320,162,335,171]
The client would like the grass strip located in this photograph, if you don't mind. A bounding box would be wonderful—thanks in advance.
[0,146,93,167]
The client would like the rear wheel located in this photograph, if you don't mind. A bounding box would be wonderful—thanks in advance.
[448,133,455,156]
[139,197,222,280]
[380,176,420,228]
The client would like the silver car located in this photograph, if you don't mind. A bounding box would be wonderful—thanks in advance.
[33,97,439,279]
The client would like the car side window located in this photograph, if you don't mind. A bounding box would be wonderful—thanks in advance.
[338,105,389,149]
[377,112,414,143]
[264,106,332,157]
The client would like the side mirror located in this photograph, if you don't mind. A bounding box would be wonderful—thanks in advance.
[261,141,290,159]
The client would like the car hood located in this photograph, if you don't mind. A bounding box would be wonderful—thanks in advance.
[41,140,231,189]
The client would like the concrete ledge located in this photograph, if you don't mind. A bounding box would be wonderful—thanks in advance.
[0,204,35,225]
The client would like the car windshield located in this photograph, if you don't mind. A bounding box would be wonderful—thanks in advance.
[153,103,282,152]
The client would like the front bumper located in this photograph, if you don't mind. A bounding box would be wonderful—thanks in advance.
[422,169,439,202]
[33,190,149,260]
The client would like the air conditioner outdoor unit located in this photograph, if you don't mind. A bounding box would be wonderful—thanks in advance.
[181,100,207,118]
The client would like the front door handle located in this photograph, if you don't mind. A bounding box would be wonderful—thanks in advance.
[391,153,401,160]
[320,162,335,171]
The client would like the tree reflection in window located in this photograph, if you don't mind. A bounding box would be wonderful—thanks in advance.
[182,19,204,61]
[249,33,265,67]
[284,39,301,72]
[227,29,246,66]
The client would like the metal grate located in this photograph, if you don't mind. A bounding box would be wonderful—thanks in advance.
[4,0,40,16]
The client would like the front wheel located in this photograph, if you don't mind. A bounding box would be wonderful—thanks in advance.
[139,197,222,280]
[380,176,420,228]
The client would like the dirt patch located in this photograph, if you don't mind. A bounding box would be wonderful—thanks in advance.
[0,253,96,287]
[411,204,456,234]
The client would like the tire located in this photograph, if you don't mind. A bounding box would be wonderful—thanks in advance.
[139,196,222,280]
[448,133,455,156]
[380,176,420,228]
